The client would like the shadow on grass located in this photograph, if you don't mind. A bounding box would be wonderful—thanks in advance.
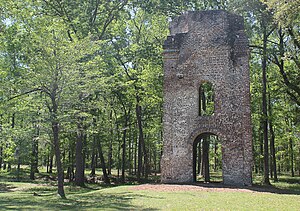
[190,180,300,195]
[0,183,17,192]
[0,190,159,210]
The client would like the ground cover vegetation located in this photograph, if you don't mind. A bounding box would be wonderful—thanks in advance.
[0,0,299,207]
[0,167,299,210]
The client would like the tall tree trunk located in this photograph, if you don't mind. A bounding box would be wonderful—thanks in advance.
[298,148,300,176]
[51,90,66,198]
[46,152,49,173]
[134,125,138,175]
[262,23,270,185]
[121,111,130,183]
[108,110,113,176]
[289,138,295,177]
[128,125,133,175]
[17,153,21,182]
[90,139,96,176]
[30,137,39,180]
[75,122,85,186]
[268,93,278,182]
[30,122,39,180]
[202,136,210,182]
[97,136,110,184]
[117,127,121,178]
[9,114,15,173]
[0,116,2,170]
[66,150,71,180]
[197,142,202,175]
[154,140,157,176]
[136,100,148,181]
[0,146,2,170]
[52,120,65,198]
[214,140,218,172]
[259,122,264,174]
[49,152,53,173]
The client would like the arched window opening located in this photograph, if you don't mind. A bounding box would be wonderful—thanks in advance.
[193,133,222,183]
[199,82,214,116]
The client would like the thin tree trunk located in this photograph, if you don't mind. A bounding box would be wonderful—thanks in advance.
[49,151,53,173]
[16,147,21,181]
[154,141,157,176]
[289,138,294,177]
[0,116,2,170]
[259,122,264,174]
[214,140,218,172]
[52,120,65,198]
[90,140,96,176]
[0,147,2,170]
[202,136,210,182]
[262,23,270,185]
[298,148,300,176]
[197,142,202,175]
[75,122,85,186]
[97,136,110,184]
[50,84,66,198]
[268,93,278,182]
[128,125,133,175]
[30,122,39,180]
[30,137,39,180]
[117,126,121,178]
[121,110,130,183]
[46,152,49,173]
[134,125,138,175]
[66,150,71,180]
[108,110,113,176]
[136,101,148,180]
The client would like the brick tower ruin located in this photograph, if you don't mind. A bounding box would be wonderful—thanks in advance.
[161,10,252,186]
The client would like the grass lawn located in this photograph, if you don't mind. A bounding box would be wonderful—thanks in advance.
[0,168,299,210]
[0,182,299,210]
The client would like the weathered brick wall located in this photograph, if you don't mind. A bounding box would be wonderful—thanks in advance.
[161,10,252,186]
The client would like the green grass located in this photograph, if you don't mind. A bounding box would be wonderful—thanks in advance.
[0,181,299,210]
[0,167,299,210]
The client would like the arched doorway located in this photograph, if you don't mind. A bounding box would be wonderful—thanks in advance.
[193,133,222,183]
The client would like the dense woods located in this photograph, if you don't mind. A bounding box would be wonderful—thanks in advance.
[0,0,299,197]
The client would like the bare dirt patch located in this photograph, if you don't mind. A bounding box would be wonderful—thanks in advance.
[128,184,255,193]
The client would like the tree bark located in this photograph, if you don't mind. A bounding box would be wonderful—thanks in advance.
[202,136,210,182]
[52,120,65,198]
[0,146,2,170]
[262,23,270,185]
[121,111,130,183]
[108,110,113,175]
[90,141,96,176]
[289,138,294,177]
[197,142,202,175]
[134,125,138,175]
[97,136,110,184]
[30,122,39,180]
[136,101,148,181]
[268,93,278,182]
[75,122,85,186]
[214,140,218,172]
[50,88,66,198]
[49,152,53,173]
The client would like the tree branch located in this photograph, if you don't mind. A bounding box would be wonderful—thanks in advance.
[8,88,44,101]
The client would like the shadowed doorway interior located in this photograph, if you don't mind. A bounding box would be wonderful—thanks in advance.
[193,133,222,183]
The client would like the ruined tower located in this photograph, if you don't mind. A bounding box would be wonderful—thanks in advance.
[161,10,252,186]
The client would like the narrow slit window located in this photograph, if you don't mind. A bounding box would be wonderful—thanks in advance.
[199,82,214,116]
